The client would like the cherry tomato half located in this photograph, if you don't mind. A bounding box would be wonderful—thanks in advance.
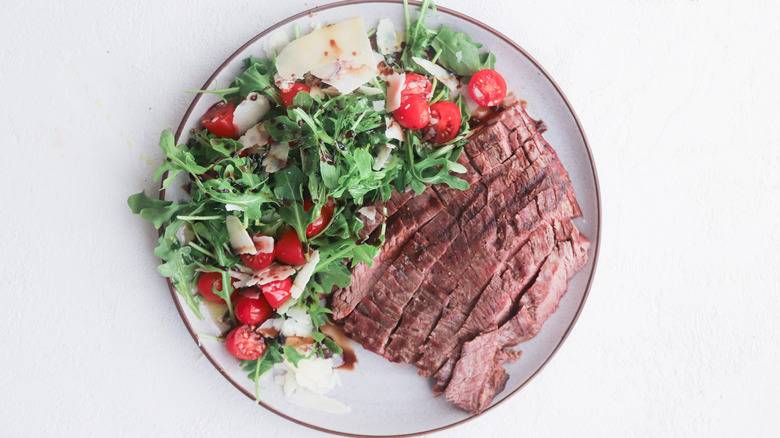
[262,277,293,309]
[197,271,237,304]
[275,229,307,266]
[401,73,433,101]
[200,101,237,138]
[303,197,335,238]
[429,101,462,145]
[240,234,274,270]
[468,69,507,107]
[225,324,266,360]
[393,95,430,130]
[234,288,275,326]
[280,82,311,107]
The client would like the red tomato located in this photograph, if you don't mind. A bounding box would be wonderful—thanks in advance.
[197,271,237,304]
[304,197,335,238]
[280,82,311,107]
[429,101,462,144]
[468,69,507,107]
[401,73,433,101]
[225,324,266,360]
[261,277,293,309]
[393,95,430,130]
[240,234,275,270]
[200,101,237,138]
[234,288,274,325]
[275,229,307,265]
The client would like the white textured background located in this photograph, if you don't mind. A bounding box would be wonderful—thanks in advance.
[1,0,779,437]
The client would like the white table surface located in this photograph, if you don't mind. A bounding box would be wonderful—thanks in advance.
[2,0,779,436]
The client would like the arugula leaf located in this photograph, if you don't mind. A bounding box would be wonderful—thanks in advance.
[199,187,274,219]
[312,264,353,296]
[242,337,284,397]
[153,130,208,189]
[273,166,314,240]
[127,192,187,229]
[400,131,469,192]
[455,94,471,132]
[307,301,333,329]
[234,63,278,102]
[319,161,340,190]
[283,345,307,367]
[401,0,437,68]
[265,115,304,143]
[208,137,243,157]
[273,166,305,201]
[153,235,203,319]
[323,337,343,355]
[431,26,496,76]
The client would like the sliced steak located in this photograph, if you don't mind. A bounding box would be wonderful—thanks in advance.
[388,123,577,372]
[344,211,460,353]
[443,329,510,414]
[415,160,581,378]
[383,280,450,363]
[430,219,573,391]
[461,221,556,339]
[383,259,460,363]
[443,224,590,413]
[331,190,445,320]
[497,223,590,346]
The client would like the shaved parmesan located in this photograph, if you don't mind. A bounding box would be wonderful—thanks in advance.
[358,206,378,223]
[412,56,461,95]
[224,204,244,212]
[272,355,349,413]
[373,144,394,170]
[276,17,378,94]
[372,100,385,112]
[385,71,405,112]
[237,121,271,150]
[376,18,401,55]
[385,117,405,142]
[358,86,384,96]
[373,51,385,66]
[262,142,290,173]
[252,235,274,254]
[273,306,314,337]
[290,250,319,300]
[233,93,270,135]
[226,216,256,255]
[231,262,297,287]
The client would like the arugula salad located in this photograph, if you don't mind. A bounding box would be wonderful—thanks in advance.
[128,0,506,410]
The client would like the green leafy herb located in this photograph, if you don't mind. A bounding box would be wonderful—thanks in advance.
[283,345,307,367]
[128,192,187,229]
[235,61,279,102]
[401,0,438,68]
[431,26,496,76]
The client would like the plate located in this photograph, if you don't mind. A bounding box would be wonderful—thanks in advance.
[163,1,601,435]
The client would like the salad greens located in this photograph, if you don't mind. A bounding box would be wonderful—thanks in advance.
[129,0,496,395]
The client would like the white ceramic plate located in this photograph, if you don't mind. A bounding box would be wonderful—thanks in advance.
[164,1,601,436]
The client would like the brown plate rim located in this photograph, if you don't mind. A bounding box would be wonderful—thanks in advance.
[159,1,602,436]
